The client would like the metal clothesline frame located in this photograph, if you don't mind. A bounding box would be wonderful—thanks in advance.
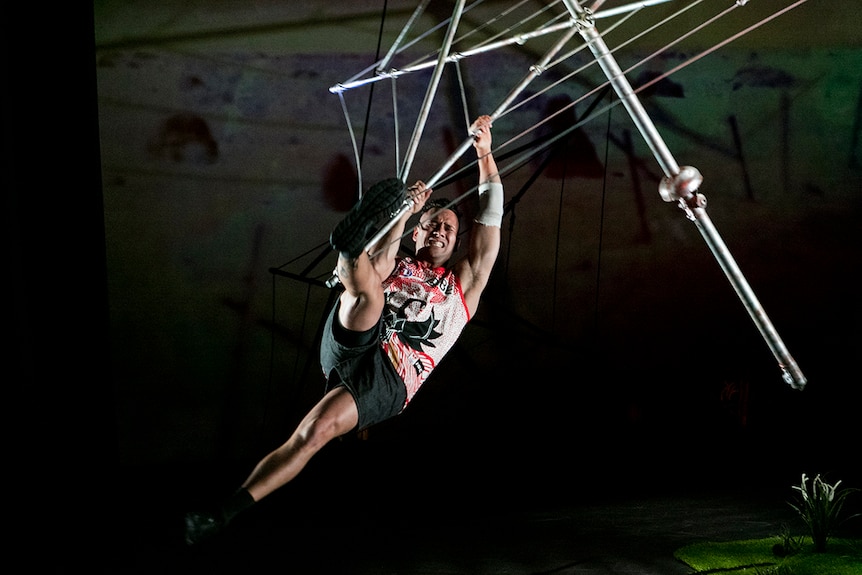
[323,0,807,390]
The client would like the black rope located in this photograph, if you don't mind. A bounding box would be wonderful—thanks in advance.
[552,143,566,333]
[594,93,614,343]
[358,0,389,174]
[502,140,561,281]
[271,240,329,273]
[260,1,389,440]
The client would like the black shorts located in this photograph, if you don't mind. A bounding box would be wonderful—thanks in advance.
[319,301,407,431]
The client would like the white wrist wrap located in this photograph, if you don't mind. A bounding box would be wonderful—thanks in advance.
[475,182,504,227]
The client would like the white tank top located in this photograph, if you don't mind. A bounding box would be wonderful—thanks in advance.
[380,257,470,405]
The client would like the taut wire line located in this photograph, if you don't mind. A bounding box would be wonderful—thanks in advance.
[339,0,488,87]
[377,0,430,74]
[500,2,646,123]
[454,59,473,132]
[485,0,804,164]
[594,97,613,340]
[493,0,710,145]
[450,0,703,157]
[552,144,567,331]
[337,0,391,198]
[341,0,806,264]
[402,0,556,73]
[635,0,812,96]
[399,0,467,183]
[364,87,612,264]
[467,0,563,52]
[543,4,642,70]
[272,239,329,271]
[619,0,742,79]
[487,0,804,174]
[336,91,363,198]
[328,0,813,272]
[392,76,401,174]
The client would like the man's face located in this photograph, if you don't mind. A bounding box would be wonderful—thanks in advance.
[413,208,459,264]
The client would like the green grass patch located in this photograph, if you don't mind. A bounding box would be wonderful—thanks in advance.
[674,537,862,574]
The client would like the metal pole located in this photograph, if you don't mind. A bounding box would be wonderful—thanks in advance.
[427,24,582,189]
[327,19,581,288]
[330,18,577,95]
[357,22,581,259]
[690,203,807,388]
[376,0,431,74]
[562,0,806,389]
[398,0,466,182]
[563,0,679,176]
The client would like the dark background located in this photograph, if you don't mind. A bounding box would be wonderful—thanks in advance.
[9,1,861,569]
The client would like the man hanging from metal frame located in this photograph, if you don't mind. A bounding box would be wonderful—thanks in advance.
[184,114,504,545]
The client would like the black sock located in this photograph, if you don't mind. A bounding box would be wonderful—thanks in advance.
[221,487,255,525]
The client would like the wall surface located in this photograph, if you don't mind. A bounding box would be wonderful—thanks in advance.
[86,0,862,490]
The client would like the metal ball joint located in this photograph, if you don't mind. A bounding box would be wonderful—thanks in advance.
[658,165,704,203]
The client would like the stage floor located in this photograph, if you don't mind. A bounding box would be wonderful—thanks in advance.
[102,479,855,574]
[79,430,862,575]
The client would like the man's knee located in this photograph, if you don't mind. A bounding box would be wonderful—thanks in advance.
[299,393,358,448]
[295,415,338,453]
[337,291,384,333]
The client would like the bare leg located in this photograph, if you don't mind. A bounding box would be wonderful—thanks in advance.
[335,252,388,333]
[241,385,359,502]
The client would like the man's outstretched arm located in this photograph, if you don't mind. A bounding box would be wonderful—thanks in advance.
[459,115,503,315]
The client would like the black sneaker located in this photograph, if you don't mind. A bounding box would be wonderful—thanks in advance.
[184,510,224,545]
[330,178,406,259]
